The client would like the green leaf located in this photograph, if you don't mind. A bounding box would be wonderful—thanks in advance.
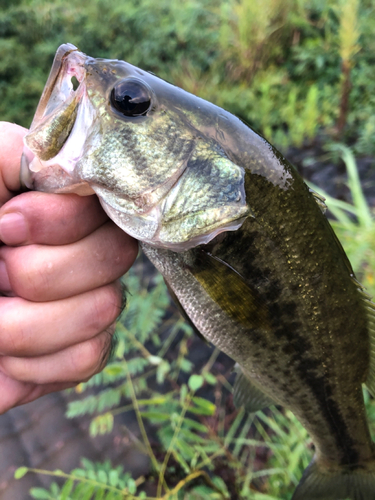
[108,470,119,487]
[203,372,217,385]
[188,374,204,391]
[140,411,171,422]
[71,468,86,478]
[97,469,108,484]
[14,467,28,479]
[156,360,171,384]
[127,477,137,495]
[182,417,209,433]
[94,488,105,500]
[180,358,194,373]
[191,397,216,415]
[90,413,114,437]
[137,396,168,405]
[82,485,97,500]
[88,469,97,481]
[179,428,207,444]
[81,458,95,470]
[104,491,120,500]
[211,475,229,495]
[175,438,196,460]
[103,363,126,377]
[251,494,281,500]
[60,479,74,500]
[30,488,52,499]
[180,384,188,403]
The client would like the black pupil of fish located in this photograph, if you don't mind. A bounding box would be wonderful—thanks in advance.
[111,80,151,117]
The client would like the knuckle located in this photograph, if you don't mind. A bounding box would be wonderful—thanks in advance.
[0,299,31,356]
[72,331,113,380]
[0,356,29,382]
[5,247,52,301]
[89,283,123,332]
[91,224,138,283]
[117,231,139,269]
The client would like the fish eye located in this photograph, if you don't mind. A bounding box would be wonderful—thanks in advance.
[110,78,152,117]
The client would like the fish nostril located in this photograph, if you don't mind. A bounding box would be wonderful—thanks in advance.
[71,76,79,91]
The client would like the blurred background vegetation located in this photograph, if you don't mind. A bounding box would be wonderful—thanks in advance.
[2,0,375,498]
[1,0,375,154]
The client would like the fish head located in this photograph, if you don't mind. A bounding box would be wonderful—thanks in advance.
[22,44,250,250]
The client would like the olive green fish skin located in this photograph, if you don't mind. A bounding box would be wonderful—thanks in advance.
[22,45,375,497]
[143,159,373,469]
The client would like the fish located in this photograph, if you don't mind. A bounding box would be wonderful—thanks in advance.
[21,43,375,499]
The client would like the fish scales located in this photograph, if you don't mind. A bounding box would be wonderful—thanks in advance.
[21,43,375,499]
[143,167,371,468]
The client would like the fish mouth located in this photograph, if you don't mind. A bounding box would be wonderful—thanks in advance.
[21,44,96,194]
[30,44,85,132]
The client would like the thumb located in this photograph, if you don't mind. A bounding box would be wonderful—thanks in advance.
[0,122,28,205]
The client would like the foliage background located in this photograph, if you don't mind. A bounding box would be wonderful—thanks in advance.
[1,0,375,498]
[1,0,375,154]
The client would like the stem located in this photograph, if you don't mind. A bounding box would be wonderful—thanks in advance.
[123,359,165,487]
[337,60,351,135]
[156,392,193,497]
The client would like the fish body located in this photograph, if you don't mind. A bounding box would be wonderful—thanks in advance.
[22,44,375,499]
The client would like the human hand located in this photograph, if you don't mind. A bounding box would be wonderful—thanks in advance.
[0,122,138,413]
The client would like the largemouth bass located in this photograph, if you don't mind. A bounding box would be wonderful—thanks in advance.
[21,44,375,499]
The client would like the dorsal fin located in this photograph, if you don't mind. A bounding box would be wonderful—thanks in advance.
[233,363,277,413]
[309,187,328,214]
[356,278,375,396]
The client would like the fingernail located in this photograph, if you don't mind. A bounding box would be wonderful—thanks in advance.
[0,213,28,245]
[0,261,11,293]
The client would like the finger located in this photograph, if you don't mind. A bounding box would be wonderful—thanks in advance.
[0,282,123,357]
[0,372,75,414]
[0,328,113,385]
[0,191,109,246]
[0,221,138,301]
[0,122,27,203]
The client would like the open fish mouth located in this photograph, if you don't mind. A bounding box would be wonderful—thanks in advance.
[21,43,96,194]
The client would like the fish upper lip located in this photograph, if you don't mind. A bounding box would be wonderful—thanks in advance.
[29,44,87,132]
[24,44,92,175]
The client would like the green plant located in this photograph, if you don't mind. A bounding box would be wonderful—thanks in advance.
[2,0,375,152]
[217,0,298,81]
[336,0,361,134]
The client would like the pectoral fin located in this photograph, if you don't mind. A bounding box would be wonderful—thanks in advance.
[190,250,272,331]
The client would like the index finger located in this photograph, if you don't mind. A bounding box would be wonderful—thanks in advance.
[0,122,110,246]
[0,122,27,204]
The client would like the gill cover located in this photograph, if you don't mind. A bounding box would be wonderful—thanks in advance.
[21,44,250,251]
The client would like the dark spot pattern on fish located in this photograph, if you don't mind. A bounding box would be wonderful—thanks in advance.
[203,209,367,466]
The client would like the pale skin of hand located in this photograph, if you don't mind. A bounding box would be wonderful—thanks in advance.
[0,122,138,414]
